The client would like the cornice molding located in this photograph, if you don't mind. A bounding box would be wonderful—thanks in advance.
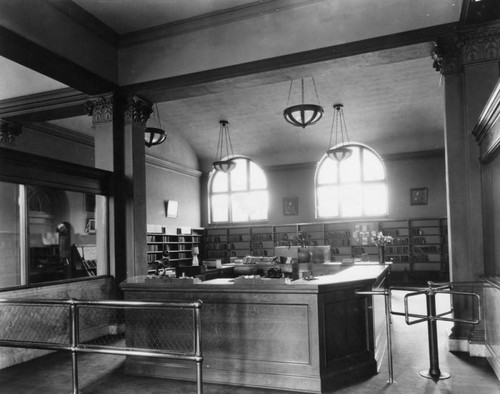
[381,149,445,161]
[472,78,500,163]
[0,88,89,121]
[264,161,317,172]
[119,0,325,48]
[24,122,94,148]
[146,155,202,179]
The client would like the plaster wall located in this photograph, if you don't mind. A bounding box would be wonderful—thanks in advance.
[145,164,201,229]
[201,152,447,227]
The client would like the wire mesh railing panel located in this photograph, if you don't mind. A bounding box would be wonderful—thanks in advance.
[77,306,196,355]
[78,306,126,348]
[0,304,70,345]
[125,307,195,354]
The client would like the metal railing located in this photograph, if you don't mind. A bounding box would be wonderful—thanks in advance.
[357,281,481,383]
[0,298,203,394]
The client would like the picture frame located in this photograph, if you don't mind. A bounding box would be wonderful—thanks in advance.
[410,187,428,206]
[85,218,96,233]
[165,200,179,218]
[283,197,298,216]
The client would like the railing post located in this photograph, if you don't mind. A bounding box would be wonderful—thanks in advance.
[69,299,80,394]
[194,300,203,394]
[384,290,394,383]
[420,286,450,380]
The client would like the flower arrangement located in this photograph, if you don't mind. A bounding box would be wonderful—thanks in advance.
[371,231,393,247]
[289,232,316,247]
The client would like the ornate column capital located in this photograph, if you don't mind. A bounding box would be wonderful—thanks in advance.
[0,120,22,145]
[86,95,114,125]
[433,22,500,75]
[124,96,153,127]
[86,94,153,127]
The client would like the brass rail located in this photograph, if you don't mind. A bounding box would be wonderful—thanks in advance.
[0,298,204,394]
[357,281,481,383]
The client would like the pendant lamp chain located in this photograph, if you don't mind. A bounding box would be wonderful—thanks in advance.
[327,104,352,161]
[283,77,324,128]
[213,120,236,172]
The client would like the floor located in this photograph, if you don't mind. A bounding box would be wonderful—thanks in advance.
[0,291,499,394]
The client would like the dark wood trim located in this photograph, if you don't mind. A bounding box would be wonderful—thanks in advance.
[0,26,117,96]
[0,147,112,195]
[121,23,457,103]
[472,79,500,163]
[0,88,90,121]
[460,0,500,26]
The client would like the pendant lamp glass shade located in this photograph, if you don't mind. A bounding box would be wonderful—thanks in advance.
[145,127,167,147]
[283,78,324,128]
[327,104,352,161]
[145,103,167,147]
[213,120,236,173]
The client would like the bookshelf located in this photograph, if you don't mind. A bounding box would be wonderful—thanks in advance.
[147,226,203,266]
[204,218,449,282]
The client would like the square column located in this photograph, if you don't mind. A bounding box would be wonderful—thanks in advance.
[87,95,151,285]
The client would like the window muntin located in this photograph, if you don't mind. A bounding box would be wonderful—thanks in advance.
[209,157,268,223]
[315,143,388,218]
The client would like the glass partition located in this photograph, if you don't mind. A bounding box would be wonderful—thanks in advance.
[0,181,108,288]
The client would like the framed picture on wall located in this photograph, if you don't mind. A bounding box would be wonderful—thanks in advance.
[283,197,298,216]
[165,200,179,218]
[410,187,428,206]
[85,218,96,233]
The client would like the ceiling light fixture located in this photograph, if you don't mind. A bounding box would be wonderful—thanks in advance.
[144,103,167,147]
[213,120,236,172]
[283,78,324,128]
[327,104,352,161]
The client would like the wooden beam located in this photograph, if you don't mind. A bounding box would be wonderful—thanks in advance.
[0,26,117,96]
[121,23,457,103]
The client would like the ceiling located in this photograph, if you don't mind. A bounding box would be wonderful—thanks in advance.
[1,0,478,170]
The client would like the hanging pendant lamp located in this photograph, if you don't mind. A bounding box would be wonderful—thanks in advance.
[213,120,236,172]
[327,104,352,161]
[283,78,324,128]
[144,103,167,147]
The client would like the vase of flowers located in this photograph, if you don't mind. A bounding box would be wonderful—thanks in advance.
[372,231,393,264]
[290,232,314,263]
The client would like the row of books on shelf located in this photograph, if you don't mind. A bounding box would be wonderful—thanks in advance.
[325,231,351,239]
[326,239,351,247]
[251,233,273,241]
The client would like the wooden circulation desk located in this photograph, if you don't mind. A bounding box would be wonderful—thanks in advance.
[120,263,389,393]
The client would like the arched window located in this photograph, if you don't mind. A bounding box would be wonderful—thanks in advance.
[315,143,388,218]
[208,156,268,223]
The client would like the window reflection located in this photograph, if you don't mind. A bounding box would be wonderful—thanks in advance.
[0,181,106,288]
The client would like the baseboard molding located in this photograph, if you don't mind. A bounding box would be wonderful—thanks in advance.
[486,343,500,381]
[448,337,486,357]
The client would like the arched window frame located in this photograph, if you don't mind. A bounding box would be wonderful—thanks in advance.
[314,142,388,218]
[208,156,269,224]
